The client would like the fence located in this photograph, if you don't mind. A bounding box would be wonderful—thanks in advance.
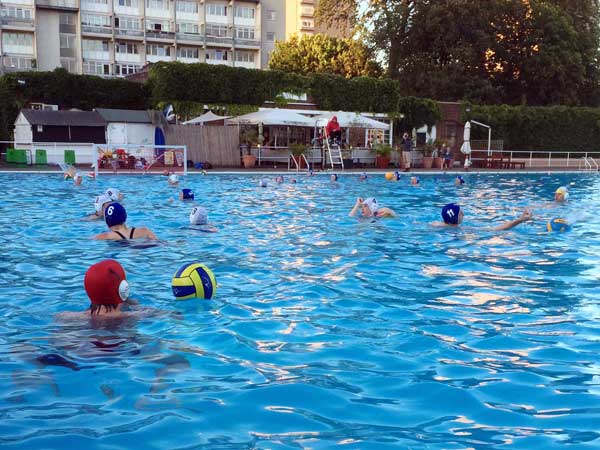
[469,149,600,169]
[164,125,240,167]
[0,141,95,165]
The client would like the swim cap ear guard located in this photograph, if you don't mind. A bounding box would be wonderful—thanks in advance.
[118,279,129,301]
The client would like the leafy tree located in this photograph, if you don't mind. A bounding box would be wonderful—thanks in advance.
[268,33,380,78]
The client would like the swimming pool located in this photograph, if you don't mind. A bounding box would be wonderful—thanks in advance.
[0,172,599,449]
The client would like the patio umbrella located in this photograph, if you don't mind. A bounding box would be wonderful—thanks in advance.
[460,121,471,155]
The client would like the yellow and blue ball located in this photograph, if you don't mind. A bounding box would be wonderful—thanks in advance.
[172,262,217,299]
[546,218,570,233]
[385,172,395,181]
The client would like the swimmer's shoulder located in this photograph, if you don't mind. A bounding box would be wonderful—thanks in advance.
[93,231,115,240]
[134,227,158,240]
[377,208,396,218]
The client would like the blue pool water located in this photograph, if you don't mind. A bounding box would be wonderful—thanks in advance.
[0,172,599,449]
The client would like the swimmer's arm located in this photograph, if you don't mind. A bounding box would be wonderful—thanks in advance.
[492,209,533,231]
[93,232,111,240]
[82,213,101,221]
[381,208,396,218]
[349,198,363,217]
[140,227,158,240]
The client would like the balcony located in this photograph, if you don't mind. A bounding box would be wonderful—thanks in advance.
[115,52,143,63]
[59,47,77,57]
[176,32,203,43]
[0,17,35,29]
[115,28,144,39]
[146,54,172,63]
[81,24,112,35]
[36,0,78,11]
[59,23,77,33]
[234,38,259,48]
[205,35,233,46]
[2,55,36,72]
[146,29,175,41]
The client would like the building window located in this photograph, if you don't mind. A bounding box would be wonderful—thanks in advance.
[301,19,314,28]
[215,49,227,60]
[146,0,167,9]
[59,34,76,49]
[235,50,254,63]
[115,42,139,54]
[177,46,198,58]
[176,1,198,14]
[82,39,109,52]
[60,58,78,73]
[177,22,199,34]
[235,27,255,40]
[206,3,226,16]
[1,7,33,21]
[205,23,227,37]
[83,60,110,75]
[266,32,275,42]
[234,6,254,19]
[116,17,141,29]
[116,0,138,7]
[1,32,34,49]
[301,6,314,15]
[147,43,171,56]
[266,10,276,21]
[114,63,140,75]
[83,0,108,6]
[59,13,75,25]
[81,14,111,27]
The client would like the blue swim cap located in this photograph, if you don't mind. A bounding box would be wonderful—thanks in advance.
[442,203,461,224]
[547,218,570,232]
[457,176,465,184]
[394,171,401,181]
[182,188,194,200]
[105,202,127,227]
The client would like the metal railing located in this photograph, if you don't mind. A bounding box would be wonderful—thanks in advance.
[176,32,203,42]
[467,149,600,169]
[115,28,144,37]
[82,24,112,34]
[36,0,78,9]
[1,17,34,27]
[1,141,96,165]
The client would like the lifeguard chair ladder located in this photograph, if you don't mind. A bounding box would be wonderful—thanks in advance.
[322,127,344,170]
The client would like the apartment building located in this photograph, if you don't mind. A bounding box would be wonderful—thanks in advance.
[0,0,342,76]
[0,0,262,76]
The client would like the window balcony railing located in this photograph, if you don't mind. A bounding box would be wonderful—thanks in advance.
[146,29,176,40]
[234,38,260,47]
[0,17,35,27]
[205,35,233,45]
[36,0,79,10]
[176,32,203,42]
[81,24,112,34]
[2,56,36,71]
[115,28,144,37]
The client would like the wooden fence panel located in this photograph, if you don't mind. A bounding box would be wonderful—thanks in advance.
[165,125,241,167]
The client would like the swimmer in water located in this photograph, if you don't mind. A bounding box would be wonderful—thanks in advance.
[349,197,396,218]
[179,189,194,201]
[410,176,420,186]
[168,174,179,186]
[94,202,157,240]
[258,178,268,188]
[73,173,83,186]
[85,194,112,220]
[331,174,338,182]
[554,186,569,202]
[275,175,284,184]
[189,206,217,233]
[105,188,123,202]
[455,176,465,185]
[359,172,368,181]
[432,202,533,231]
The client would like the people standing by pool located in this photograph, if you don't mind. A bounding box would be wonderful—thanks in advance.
[433,203,533,230]
[94,202,157,240]
[349,197,396,218]
[442,145,453,169]
[401,133,413,172]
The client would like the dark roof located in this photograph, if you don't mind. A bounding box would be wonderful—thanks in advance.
[20,109,106,127]
[95,108,152,123]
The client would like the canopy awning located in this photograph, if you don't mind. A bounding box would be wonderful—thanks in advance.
[227,109,316,127]
[183,111,231,125]
[314,112,390,130]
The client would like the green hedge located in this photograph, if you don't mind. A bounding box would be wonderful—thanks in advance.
[0,68,149,141]
[463,104,600,152]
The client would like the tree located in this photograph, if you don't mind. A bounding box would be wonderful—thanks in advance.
[316,0,600,106]
[268,33,381,79]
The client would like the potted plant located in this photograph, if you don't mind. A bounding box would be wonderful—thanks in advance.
[289,142,307,169]
[374,143,392,169]
[342,147,353,169]
[240,127,258,168]
[422,139,435,169]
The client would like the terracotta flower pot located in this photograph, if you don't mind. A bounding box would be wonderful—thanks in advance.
[423,156,433,169]
[376,156,390,169]
[242,154,256,168]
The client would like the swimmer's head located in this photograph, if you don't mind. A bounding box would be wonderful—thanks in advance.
[362,197,379,217]
[180,188,194,200]
[456,176,465,185]
[259,178,268,188]
[411,176,420,185]
[105,188,123,201]
[359,172,368,181]
[331,174,338,182]
[168,174,179,185]
[291,178,297,184]
[547,218,570,232]
[308,169,314,176]
[275,175,284,183]
[94,194,112,215]
[189,206,208,225]
[74,173,83,186]
[105,202,127,228]
[442,203,462,225]
[394,171,401,181]
[84,259,129,311]
[555,186,569,202]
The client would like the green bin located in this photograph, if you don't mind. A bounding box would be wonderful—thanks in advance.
[35,149,47,165]
[7,148,28,164]
[64,149,76,165]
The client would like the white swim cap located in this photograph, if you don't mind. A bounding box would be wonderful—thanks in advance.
[555,186,569,200]
[189,206,208,225]
[259,178,268,188]
[169,174,179,184]
[94,194,112,213]
[363,197,379,214]
[105,188,121,201]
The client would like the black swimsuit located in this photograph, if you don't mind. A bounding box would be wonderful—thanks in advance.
[114,227,136,240]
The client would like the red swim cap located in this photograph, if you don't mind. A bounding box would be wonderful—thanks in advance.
[84,260,128,306]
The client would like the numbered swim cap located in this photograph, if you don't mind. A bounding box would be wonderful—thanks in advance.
[94,194,111,214]
[555,186,569,200]
[363,197,379,214]
[105,188,122,201]
[547,218,570,232]
[181,188,194,200]
[84,259,129,306]
[190,206,208,225]
[105,202,127,227]
[442,203,461,225]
